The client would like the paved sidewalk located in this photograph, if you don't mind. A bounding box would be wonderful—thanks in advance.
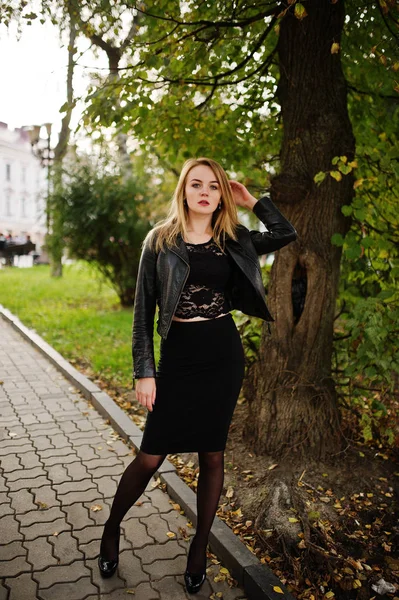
[0,318,247,600]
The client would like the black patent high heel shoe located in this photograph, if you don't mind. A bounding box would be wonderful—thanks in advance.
[184,537,207,594]
[98,524,121,578]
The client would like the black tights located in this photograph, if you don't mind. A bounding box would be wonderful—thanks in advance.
[100,449,225,574]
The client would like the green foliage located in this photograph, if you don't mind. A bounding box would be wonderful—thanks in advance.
[323,2,399,446]
[82,0,282,187]
[52,163,152,306]
[331,116,399,445]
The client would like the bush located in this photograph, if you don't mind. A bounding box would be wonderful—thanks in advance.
[52,164,152,306]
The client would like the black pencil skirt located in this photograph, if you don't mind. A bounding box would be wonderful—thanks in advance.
[139,312,245,454]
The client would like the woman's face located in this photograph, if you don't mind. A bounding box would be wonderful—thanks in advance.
[184,164,222,216]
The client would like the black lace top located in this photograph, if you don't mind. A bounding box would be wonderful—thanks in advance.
[174,238,234,319]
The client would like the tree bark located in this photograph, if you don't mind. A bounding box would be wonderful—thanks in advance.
[243,0,356,459]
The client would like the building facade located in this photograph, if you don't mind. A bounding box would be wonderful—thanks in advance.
[0,122,46,248]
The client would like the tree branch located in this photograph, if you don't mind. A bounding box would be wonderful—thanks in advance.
[131,3,277,28]
[347,83,399,102]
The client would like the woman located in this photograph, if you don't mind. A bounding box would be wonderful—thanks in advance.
[98,157,297,594]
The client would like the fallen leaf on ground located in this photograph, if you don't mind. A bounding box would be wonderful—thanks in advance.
[166,531,175,538]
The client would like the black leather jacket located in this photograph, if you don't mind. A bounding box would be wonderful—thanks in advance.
[132,195,297,379]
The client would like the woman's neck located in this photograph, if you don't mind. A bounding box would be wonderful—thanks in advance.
[186,216,213,236]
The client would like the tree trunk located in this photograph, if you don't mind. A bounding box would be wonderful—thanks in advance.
[119,287,135,308]
[50,4,77,278]
[243,0,355,459]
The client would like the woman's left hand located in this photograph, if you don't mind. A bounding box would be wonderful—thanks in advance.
[229,180,258,209]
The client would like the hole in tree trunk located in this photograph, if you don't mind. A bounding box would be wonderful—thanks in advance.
[292,262,307,325]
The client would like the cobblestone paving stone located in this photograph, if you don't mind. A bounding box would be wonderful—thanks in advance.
[0,319,247,600]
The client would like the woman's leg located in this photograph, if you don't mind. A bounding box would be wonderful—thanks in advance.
[100,449,167,560]
[186,450,225,573]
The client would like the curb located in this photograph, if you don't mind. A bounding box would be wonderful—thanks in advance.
[0,304,295,600]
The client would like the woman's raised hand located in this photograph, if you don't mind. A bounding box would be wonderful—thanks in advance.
[135,377,156,412]
[228,180,258,208]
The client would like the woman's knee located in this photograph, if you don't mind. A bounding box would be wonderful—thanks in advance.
[198,450,224,470]
[136,449,167,472]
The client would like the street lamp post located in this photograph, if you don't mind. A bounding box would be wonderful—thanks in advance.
[27,123,54,235]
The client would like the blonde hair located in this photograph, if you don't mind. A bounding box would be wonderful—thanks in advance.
[143,157,240,254]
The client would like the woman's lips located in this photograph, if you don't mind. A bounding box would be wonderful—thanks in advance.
[198,200,209,205]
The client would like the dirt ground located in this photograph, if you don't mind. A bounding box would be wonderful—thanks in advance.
[175,397,399,600]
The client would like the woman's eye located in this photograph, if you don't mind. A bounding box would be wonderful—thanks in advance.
[192,183,200,188]
[210,185,218,190]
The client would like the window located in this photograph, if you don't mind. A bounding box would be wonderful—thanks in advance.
[6,164,11,182]
[21,196,27,217]
[5,193,11,216]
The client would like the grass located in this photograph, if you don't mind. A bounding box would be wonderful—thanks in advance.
[0,261,161,388]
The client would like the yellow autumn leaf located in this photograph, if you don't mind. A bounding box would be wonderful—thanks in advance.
[90,504,103,512]
[220,567,230,574]
[331,42,340,54]
[268,463,279,470]
[330,171,342,182]
[289,517,299,523]
[325,592,335,599]
[294,3,307,19]
[166,531,175,538]
[273,586,284,594]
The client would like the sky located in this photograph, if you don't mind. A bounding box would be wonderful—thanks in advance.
[0,18,104,144]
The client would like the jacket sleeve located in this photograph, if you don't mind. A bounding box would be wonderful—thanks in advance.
[249,195,297,255]
[132,235,158,380]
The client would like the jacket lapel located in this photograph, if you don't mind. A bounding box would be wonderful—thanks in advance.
[171,232,190,264]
